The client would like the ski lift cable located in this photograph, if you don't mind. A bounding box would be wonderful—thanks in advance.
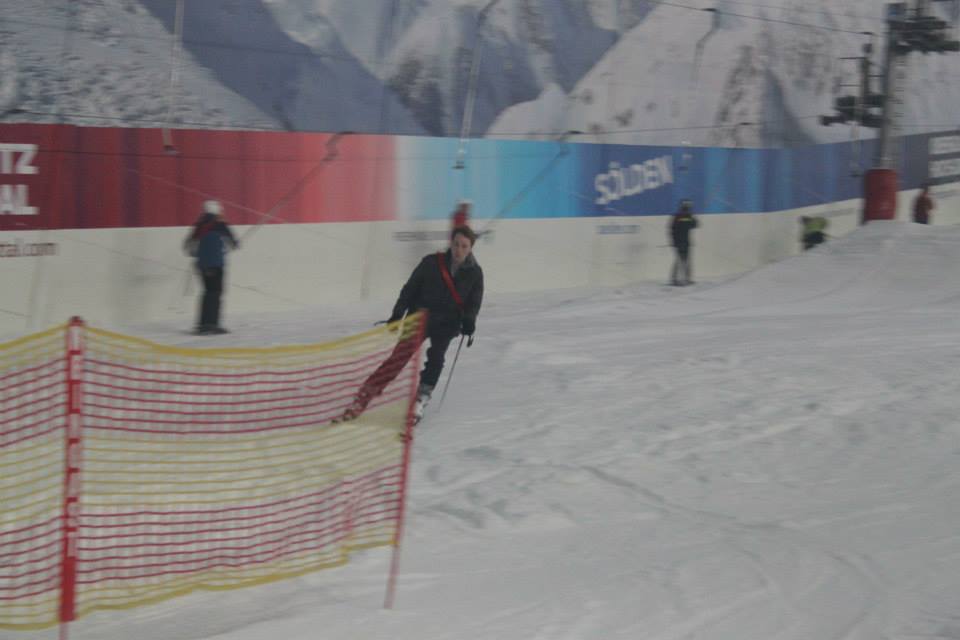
[4,0,888,85]
[239,132,352,243]
[477,130,582,236]
[161,0,185,155]
[648,0,879,35]
[702,0,884,23]
[23,101,960,141]
[119,132,355,244]
[454,0,502,174]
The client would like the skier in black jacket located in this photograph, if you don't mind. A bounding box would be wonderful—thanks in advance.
[339,225,484,422]
[669,200,698,286]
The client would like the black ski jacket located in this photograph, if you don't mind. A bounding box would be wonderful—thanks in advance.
[669,213,699,249]
[390,250,484,335]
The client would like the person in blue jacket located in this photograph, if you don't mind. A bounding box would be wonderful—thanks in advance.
[184,200,239,334]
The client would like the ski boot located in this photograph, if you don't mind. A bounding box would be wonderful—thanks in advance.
[412,384,433,425]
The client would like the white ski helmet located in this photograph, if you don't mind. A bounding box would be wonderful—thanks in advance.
[203,200,223,215]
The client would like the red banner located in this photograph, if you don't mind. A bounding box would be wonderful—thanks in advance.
[0,124,396,231]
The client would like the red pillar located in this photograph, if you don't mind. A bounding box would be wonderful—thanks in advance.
[451,200,471,228]
[862,168,898,223]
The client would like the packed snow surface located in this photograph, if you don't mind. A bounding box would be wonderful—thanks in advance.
[18,221,960,640]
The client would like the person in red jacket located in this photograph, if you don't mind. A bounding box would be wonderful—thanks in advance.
[451,200,471,228]
[912,184,934,224]
[337,225,484,424]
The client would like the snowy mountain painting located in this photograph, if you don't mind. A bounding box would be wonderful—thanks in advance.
[1,0,958,146]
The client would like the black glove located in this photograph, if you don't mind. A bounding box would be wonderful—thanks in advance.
[461,317,475,337]
[374,313,400,327]
[378,313,403,331]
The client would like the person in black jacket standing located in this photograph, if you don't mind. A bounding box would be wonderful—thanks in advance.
[669,200,698,286]
[339,225,484,423]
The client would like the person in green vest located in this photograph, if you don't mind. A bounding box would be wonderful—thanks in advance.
[800,216,829,251]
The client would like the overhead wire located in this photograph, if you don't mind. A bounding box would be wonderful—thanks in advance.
[1,1,891,92]
[644,0,882,35]
[477,130,580,236]
[6,0,893,54]
[21,106,942,147]
[1,3,879,68]
[237,132,351,243]
[696,0,885,22]
[8,113,958,170]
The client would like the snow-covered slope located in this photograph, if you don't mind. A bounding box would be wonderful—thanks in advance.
[51,221,960,640]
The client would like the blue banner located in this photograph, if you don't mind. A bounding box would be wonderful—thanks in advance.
[398,130,956,221]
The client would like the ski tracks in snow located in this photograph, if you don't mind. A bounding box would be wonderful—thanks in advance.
[407,245,960,638]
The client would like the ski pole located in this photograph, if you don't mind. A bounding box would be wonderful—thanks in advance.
[438,335,466,408]
[167,266,194,312]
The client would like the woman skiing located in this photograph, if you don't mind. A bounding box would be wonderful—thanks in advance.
[339,225,484,423]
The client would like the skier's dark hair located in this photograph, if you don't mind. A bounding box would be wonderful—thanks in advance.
[451,225,477,246]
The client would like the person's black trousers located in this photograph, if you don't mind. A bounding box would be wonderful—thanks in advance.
[198,267,224,328]
[671,246,692,285]
[420,329,456,388]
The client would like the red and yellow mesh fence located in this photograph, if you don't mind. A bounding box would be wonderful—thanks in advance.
[0,314,425,631]
[0,325,67,631]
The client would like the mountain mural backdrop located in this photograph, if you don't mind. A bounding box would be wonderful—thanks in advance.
[1,0,958,147]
